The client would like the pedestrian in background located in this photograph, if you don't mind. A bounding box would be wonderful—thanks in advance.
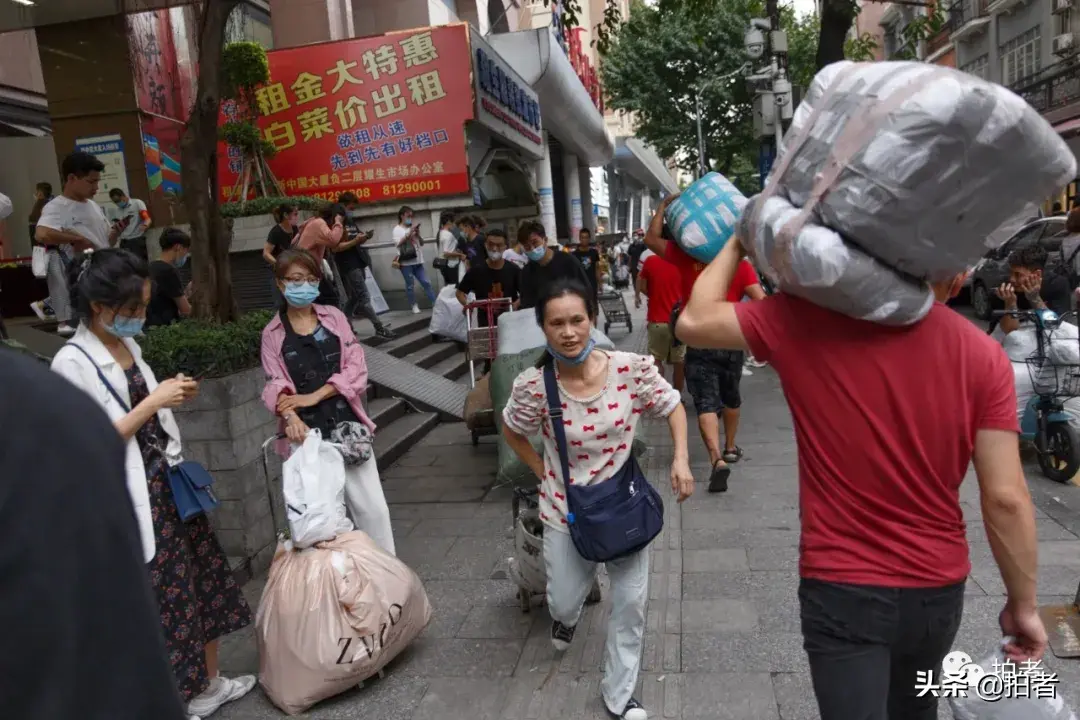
[571,227,601,301]
[676,236,1047,720]
[35,151,119,337]
[337,191,394,339]
[437,209,466,285]
[392,205,436,314]
[501,277,692,720]
[638,250,685,392]
[263,202,300,309]
[28,181,55,323]
[107,188,152,262]
[145,228,192,330]
[296,202,351,308]
[517,220,592,312]
[51,248,256,719]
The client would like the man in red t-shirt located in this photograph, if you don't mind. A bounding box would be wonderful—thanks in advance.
[638,252,685,390]
[674,236,1046,720]
[644,194,765,493]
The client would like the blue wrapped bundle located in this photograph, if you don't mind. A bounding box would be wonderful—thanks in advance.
[663,172,748,264]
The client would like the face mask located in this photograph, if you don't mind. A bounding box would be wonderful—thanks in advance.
[488,250,503,261]
[526,247,547,263]
[105,314,144,338]
[547,338,596,366]
[283,281,320,307]
[173,253,189,268]
[117,200,129,209]
[404,218,413,227]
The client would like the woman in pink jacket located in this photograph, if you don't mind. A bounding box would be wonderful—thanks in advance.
[260,248,395,555]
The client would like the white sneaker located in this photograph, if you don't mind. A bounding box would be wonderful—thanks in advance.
[187,675,256,717]
[411,304,421,314]
[742,366,752,377]
[29,301,46,321]
[57,324,76,337]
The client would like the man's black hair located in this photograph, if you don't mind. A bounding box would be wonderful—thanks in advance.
[439,210,456,226]
[158,228,191,251]
[36,181,52,196]
[108,188,126,200]
[338,191,359,206]
[67,249,149,324]
[1009,243,1049,271]
[60,152,105,181]
[486,227,508,241]
[398,205,414,221]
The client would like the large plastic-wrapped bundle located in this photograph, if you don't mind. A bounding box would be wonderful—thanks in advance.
[665,172,747,263]
[738,193,935,325]
[772,60,1075,280]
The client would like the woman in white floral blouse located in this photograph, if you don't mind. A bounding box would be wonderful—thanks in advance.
[502,277,693,720]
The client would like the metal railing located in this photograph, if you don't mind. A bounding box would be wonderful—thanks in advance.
[1012,56,1080,113]
[947,0,989,33]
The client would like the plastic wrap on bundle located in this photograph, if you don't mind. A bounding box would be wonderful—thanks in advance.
[740,193,935,325]
[779,60,1076,280]
[664,172,747,264]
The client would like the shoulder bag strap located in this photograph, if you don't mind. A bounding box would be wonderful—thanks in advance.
[542,361,574,512]
[68,343,131,413]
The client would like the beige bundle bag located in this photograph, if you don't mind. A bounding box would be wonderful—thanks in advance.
[256,531,432,715]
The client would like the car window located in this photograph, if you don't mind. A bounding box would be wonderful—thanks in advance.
[1041,228,1068,253]
[1000,224,1044,256]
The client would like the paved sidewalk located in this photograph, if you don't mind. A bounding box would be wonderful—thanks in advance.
[214,299,1080,719]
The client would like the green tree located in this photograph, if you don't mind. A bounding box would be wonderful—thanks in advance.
[601,0,819,195]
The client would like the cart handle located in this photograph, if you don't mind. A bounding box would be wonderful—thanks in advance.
[463,298,514,312]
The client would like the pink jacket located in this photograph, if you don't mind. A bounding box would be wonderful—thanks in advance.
[260,304,375,457]
[295,217,344,263]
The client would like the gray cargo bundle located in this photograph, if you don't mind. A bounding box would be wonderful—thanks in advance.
[742,60,1077,325]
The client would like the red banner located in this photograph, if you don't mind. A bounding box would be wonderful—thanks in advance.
[218,24,474,205]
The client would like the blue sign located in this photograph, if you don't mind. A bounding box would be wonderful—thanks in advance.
[475,47,541,132]
[758,141,776,191]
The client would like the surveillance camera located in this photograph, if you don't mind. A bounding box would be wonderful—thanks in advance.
[744,27,765,60]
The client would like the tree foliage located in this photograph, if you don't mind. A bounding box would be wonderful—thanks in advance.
[601,0,819,195]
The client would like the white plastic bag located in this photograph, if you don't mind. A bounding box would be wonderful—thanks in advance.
[948,641,1077,720]
[281,429,353,548]
[429,285,470,342]
[31,246,47,279]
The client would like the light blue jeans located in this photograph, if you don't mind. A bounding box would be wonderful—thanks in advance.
[399,263,436,306]
[544,528,650,715]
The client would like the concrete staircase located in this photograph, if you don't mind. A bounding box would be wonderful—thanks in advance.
[354,310,477,470]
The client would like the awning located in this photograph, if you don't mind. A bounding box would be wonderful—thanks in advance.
[0,120,48,137]
[487,29,614,167]
[615,137,678,194]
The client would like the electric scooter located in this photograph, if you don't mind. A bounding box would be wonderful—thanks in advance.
[997,308,1080,483]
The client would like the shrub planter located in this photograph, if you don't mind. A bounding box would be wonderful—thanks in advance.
[172,366,282,582]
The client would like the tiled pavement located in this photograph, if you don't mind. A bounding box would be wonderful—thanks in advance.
[213,299,1080,720]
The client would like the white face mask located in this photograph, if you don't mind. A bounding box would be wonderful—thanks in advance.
[488,250,503,261]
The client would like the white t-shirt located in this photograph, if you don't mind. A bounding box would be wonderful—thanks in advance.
[0,192,12,220]
[437,228,459,268]
[106,198,149,240]
[37,196,111,249]
[392,224,423,266]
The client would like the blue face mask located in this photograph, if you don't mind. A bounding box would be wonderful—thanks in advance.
[173,253,189,268]
[526,246,547,263]
[404,217,413,227]
[105,314,144,338]
[283,281,320,307]
[547,338,596,366]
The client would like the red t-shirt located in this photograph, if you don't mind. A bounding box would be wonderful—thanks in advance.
[638,254,683,324]
[663,241,758,303]
[735,295,1019,588]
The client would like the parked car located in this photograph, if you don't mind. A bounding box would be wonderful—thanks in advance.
[969,217,1068,320]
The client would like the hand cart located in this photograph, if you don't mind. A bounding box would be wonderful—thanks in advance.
[464,298,513,446]
[510,487,602,612]
[598,290,633,335]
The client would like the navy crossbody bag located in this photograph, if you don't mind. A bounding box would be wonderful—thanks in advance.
[542,361,663,562]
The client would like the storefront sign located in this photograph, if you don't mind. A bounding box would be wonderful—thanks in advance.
[75,134,129,206]
[471,33,543,159]
[567,29,603,113]
[217,25,474,204]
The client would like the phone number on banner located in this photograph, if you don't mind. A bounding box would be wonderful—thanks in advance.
[298,175,470,203]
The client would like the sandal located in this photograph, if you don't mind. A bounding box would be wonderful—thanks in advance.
[708,460,730,493]
[722,446,743,464]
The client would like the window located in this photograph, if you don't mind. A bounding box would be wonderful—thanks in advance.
[1000,26,1042,86]
[961,54,989,79]
[1057,9,1073,37]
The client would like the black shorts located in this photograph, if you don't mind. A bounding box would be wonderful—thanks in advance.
[684,348,743,414]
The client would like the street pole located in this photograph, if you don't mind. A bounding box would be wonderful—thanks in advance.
[695,89,707,179]
[766,0,784,150]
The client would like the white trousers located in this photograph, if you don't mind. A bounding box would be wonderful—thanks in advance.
[45,250,71,324]
[543,528,650,715]
[343,457,396,556]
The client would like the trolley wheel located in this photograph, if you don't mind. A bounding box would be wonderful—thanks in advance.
[604,322,611,334]
[1039,421,1080,483]
[511,493,521,521]
[519,587,531,613]
[472,429,479,446]
[585,579,602,605]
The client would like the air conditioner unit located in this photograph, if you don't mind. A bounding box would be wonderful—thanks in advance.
[1053,32,1075,55]
[1053,0,1074,13]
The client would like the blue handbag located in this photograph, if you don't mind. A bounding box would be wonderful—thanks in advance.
[543,361,663,563]
[69,344,219,521]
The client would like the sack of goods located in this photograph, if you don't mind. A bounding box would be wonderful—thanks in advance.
[281,429,354,549]
[739,60,1077,326]
[256,531,432,715]
[948,640,1077,720]
[665,172,748,264]
[429,285,472,343]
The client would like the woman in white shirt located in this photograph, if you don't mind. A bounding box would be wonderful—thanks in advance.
[437,209,466,284]
[51,249,256,719]
[392,205,437,313]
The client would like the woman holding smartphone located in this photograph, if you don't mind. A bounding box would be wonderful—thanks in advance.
[392,205,436,314]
